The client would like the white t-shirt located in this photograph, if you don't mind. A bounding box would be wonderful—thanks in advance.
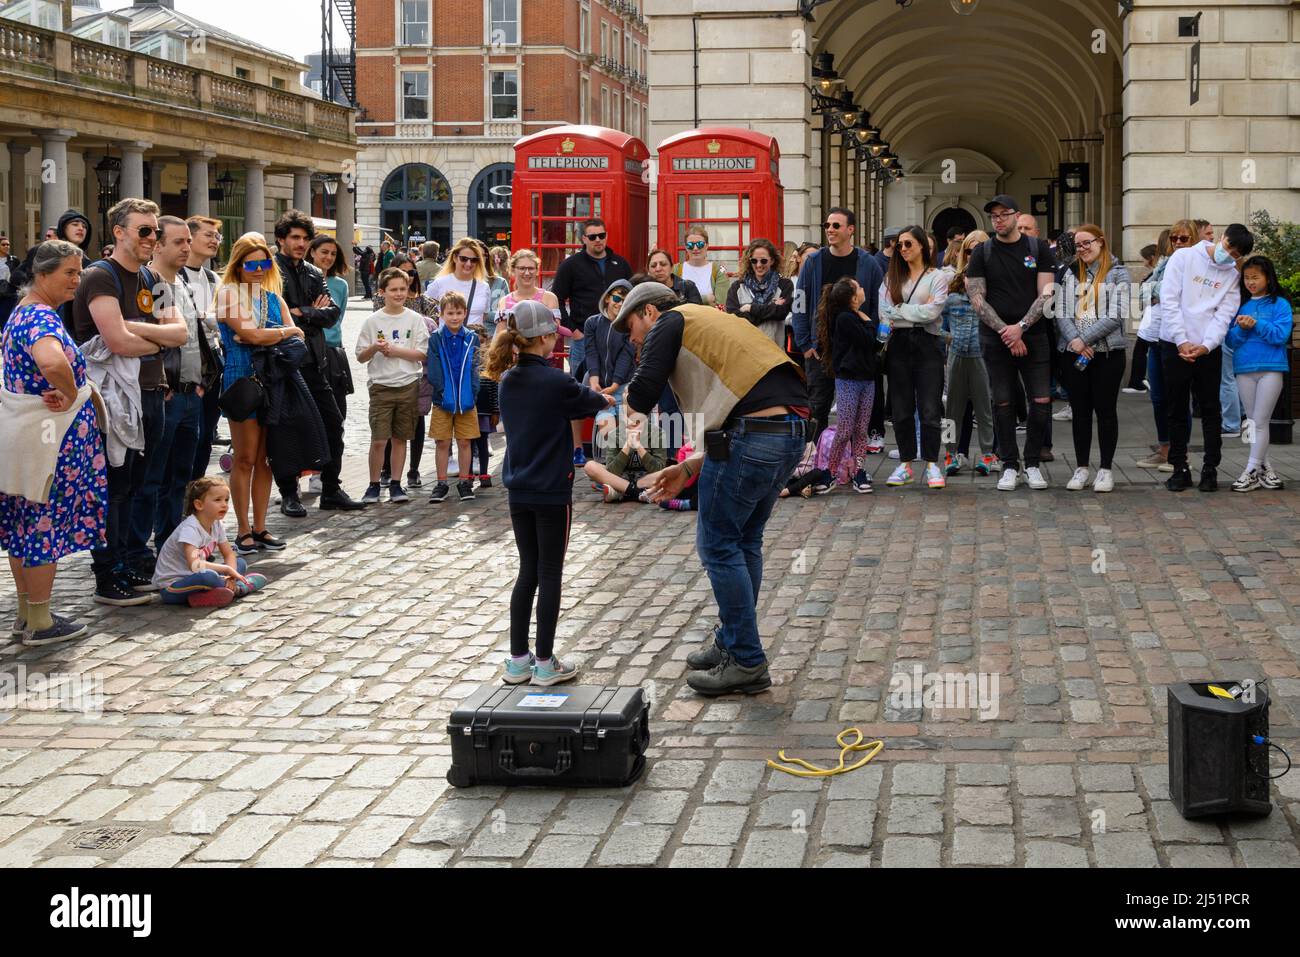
[153,515,227,588]
[355,307,431,388]
[680,262,716,301]
[425,274,489,328]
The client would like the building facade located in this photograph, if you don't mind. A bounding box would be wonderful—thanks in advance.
[0,0,356,264]
[645,0,1300,263]
[354,0,649,251]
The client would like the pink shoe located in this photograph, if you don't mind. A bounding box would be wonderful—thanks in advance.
[187,587,235,609]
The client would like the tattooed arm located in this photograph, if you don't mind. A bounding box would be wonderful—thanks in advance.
[965,277,1006,333]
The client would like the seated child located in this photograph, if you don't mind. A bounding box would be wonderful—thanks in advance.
[583,410,667,504]
[153,477,268,608]
[658,443,701,511]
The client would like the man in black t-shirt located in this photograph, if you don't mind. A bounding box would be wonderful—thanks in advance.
[965,195,1057,491]
[70,198,189,605]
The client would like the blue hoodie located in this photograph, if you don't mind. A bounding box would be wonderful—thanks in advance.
[426,325,480,413]
[1225,296,1293,375]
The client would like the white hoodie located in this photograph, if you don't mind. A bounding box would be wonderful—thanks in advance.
[1158,241,1241,350]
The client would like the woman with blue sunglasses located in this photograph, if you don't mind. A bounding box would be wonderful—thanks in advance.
[215,234,302,554]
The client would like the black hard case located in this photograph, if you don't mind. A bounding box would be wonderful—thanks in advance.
[447,684,649,788]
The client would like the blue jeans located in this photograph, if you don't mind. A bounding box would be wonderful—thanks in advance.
[160,557,247,604]
[92,388,165,578]
[130,388,203,567]
[1220,346,1241,433]
[568,335,587,381]
[695,417,807,667]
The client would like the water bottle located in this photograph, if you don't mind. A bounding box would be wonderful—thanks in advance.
[1074,352,1090,371]
[877,316,891,344]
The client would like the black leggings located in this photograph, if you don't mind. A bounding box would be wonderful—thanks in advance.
[1127,338,1150,390]
[1061,349,1125,469]
[470,433,490,477]
[509,502,571,659]
[382,417,426,476]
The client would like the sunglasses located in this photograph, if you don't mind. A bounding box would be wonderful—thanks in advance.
[609,294,625,305]
[1170,234,1192,244]
[242,259,273,272]
[822,222,846,230]
[898,241,918,250]
[135,226,161,239]
[750,257,772,265]
[684,240,706,250]
[585,232,607,241]
[455,255,480,264]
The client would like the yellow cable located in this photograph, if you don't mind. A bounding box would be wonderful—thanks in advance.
[767,728,885,778]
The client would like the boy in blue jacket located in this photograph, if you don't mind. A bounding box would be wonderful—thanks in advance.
[425,291,481,503]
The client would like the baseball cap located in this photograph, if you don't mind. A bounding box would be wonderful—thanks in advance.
[509,299,558,339]
[882,226,903,242]
[612,281,676,336]
[983,194,1019,214]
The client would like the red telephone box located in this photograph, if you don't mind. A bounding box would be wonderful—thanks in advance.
[656,128,784,272]
[512,125,650,284]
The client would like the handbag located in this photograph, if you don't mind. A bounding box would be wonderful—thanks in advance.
[219,373,264,420]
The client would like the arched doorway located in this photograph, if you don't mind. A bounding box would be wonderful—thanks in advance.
[468,163,513,248]
[380,163,451,251]
[930,206,978,250]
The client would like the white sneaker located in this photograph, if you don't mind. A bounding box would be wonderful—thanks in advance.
[1025,466,1048,489]
[1066,467,1090,491]
[997,467,1020,491]
[1093,468,1114,493]
[888,449,901,460]
[307,475,323,495]
[1053,407,1073,421]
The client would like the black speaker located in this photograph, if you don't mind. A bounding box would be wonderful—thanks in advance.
[1168,681,1272,819]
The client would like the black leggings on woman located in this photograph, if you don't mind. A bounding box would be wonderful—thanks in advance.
[1062,349,1125,469]
[509,502,571,659]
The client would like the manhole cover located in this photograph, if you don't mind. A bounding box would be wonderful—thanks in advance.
[69,826,143,851]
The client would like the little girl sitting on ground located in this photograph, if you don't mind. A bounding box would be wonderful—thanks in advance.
[152,477,268,608]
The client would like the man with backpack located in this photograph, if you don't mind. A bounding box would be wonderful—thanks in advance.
[69,197,189,606]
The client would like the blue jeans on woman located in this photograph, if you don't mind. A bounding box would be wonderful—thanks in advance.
[695,416,807,667]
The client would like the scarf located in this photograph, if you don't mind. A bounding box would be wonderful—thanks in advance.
[742,268,780,306]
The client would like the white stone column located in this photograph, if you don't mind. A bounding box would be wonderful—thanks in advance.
[8,143,30,250]
[334,177,356,294]
[645,0,814,242]
[148,161,165,207]
[39,129,75,235]
[119,141,151,200]
[293,170,313,213]
[186,151,215,217]
[245,160,268,238]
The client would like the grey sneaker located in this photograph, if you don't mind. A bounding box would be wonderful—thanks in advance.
[532,654,579,687]
[686,630,724,671]
[686,651,772,697]
[22,615,88,647]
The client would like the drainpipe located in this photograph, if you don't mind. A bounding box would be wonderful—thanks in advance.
[692,16,699,128]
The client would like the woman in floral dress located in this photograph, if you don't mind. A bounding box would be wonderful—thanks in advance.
[0,240,107,646]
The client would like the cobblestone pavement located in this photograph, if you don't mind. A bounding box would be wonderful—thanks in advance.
[1,299,1298,868]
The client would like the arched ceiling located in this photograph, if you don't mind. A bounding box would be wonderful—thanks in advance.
[813,0,1122,176]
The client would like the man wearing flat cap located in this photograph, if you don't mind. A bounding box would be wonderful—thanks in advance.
[613,282,810,696]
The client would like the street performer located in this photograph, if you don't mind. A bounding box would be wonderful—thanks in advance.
[613,282,810,697]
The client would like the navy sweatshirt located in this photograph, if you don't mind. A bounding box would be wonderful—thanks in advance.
[499,352,610,505]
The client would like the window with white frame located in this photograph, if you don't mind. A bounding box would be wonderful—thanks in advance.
[401,0,428,45]
[600,22,608,57]
[401,70,429,120]
[580,76,590,123]
[580,2,590,53]
[613,28,621,65]
[490,70,518,120]
[600,87,609,127]
[489,0,519,46]
[612,94,620,131]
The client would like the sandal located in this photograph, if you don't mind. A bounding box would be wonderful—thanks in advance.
[235,533,263,555]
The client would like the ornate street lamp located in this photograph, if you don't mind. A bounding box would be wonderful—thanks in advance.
[950,0,979,14]
[216,168,236,202]
[93,156,121,244]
